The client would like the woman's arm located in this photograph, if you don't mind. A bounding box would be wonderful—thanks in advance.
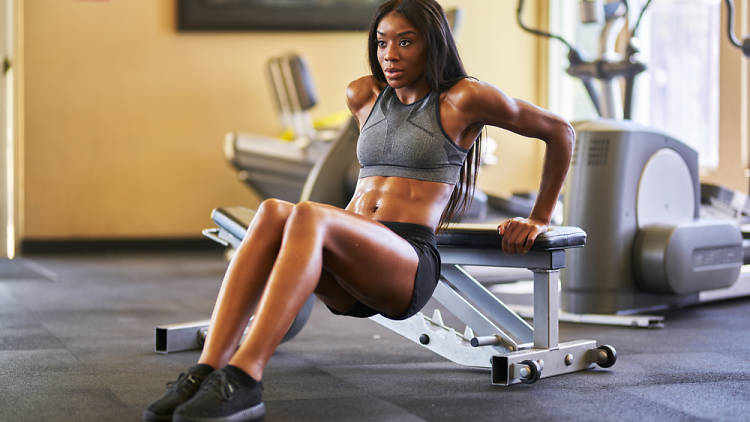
[452,80,575,254]
[346,76,385,129]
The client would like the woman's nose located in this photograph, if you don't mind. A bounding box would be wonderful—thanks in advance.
[383,43,399,61]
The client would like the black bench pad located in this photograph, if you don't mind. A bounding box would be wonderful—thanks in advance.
[436,223,585,251]
[211,206,586,252]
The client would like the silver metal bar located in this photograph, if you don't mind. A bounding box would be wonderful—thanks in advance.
[439,247,565,270]
[431,281,518,351]
[220,227,242,249]
[441,265,533,344]
[202,228,229,247]
[598,15,626,120]
[533,270,559,349]
[508,304,665,328]
[369,312,497,368]
[471,335,505,347]
[154,320,210,354]
[491,339,598,386]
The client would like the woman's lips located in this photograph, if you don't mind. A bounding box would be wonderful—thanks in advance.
[385,69,403,78]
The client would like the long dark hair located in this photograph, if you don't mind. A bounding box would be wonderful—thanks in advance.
[367,0,483,230]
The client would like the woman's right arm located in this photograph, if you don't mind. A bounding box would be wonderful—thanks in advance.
[346,76,384,129]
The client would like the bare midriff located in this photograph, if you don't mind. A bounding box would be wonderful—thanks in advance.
[345,176,455,231]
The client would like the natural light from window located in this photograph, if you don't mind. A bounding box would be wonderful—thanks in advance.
[548,0,720,169]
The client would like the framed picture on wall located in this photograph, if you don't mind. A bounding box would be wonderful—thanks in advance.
[177,0,382,31]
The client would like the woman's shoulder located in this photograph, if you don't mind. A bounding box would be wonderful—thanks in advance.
[346,76,387,112]
[441,77,510,116]
[442,77,489,106]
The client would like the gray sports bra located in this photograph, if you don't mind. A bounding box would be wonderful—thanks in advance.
[356,86,469,185]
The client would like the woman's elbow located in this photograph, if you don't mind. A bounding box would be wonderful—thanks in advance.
[550,120,575,155]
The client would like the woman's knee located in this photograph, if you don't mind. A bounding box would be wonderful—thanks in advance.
[288,201,327,226]
[254,198,294,228]
[239,199,294,250]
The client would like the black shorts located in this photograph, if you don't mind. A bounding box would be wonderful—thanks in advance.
[326,221,441,321]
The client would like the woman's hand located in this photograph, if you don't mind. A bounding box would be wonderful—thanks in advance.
[497,217,549,255]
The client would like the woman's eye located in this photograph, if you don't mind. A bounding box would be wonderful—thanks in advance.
[377,40,386,47]
[400,39,411,47]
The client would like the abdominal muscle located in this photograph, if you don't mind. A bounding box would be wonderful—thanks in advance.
[345,176,455,231]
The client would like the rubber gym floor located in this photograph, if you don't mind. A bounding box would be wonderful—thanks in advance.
[1,250,749,422]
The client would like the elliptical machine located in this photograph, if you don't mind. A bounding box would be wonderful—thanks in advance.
[517,0,749,317]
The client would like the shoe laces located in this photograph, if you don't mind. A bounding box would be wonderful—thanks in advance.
[204,370,236,401]
[166,372,202,395]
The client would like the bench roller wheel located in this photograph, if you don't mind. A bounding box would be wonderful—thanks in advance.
[595,345,617,368]
[520,359,542,384]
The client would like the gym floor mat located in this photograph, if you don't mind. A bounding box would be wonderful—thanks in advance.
[0,259,57,282]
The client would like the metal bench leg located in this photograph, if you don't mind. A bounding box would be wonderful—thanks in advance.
[533,269,559,349]
[441,264,533,345]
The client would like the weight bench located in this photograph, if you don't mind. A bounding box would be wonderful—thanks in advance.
[156,206,616,386]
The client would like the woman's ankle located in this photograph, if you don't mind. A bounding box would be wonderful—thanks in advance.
[226,360,263,381]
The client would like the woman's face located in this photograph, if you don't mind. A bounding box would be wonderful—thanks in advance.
[376,11,427,90]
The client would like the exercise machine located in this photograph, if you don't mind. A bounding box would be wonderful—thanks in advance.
[517,0,750,318]
[224,53,342,203]
[563,120,744,314]
[724,0,750,58]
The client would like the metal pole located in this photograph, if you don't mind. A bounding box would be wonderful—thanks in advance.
[533,269,559,349]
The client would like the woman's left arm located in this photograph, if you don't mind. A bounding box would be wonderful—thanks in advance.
[461,80,575,254]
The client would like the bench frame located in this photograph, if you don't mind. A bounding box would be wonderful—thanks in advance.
[374,245,604,385]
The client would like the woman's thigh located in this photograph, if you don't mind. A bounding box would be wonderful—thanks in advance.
[291,202,420,317]
[314,269,358,313]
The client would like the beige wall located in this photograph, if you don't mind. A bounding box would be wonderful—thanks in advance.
[444,0,546,199]
[21,0,545,239]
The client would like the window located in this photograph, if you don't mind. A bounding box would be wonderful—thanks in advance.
[548,0,720,168]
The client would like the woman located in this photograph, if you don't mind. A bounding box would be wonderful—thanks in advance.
[144,1,573,421]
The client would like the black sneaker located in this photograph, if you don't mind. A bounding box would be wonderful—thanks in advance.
[173,365,265,422]
[143,364,214,422]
